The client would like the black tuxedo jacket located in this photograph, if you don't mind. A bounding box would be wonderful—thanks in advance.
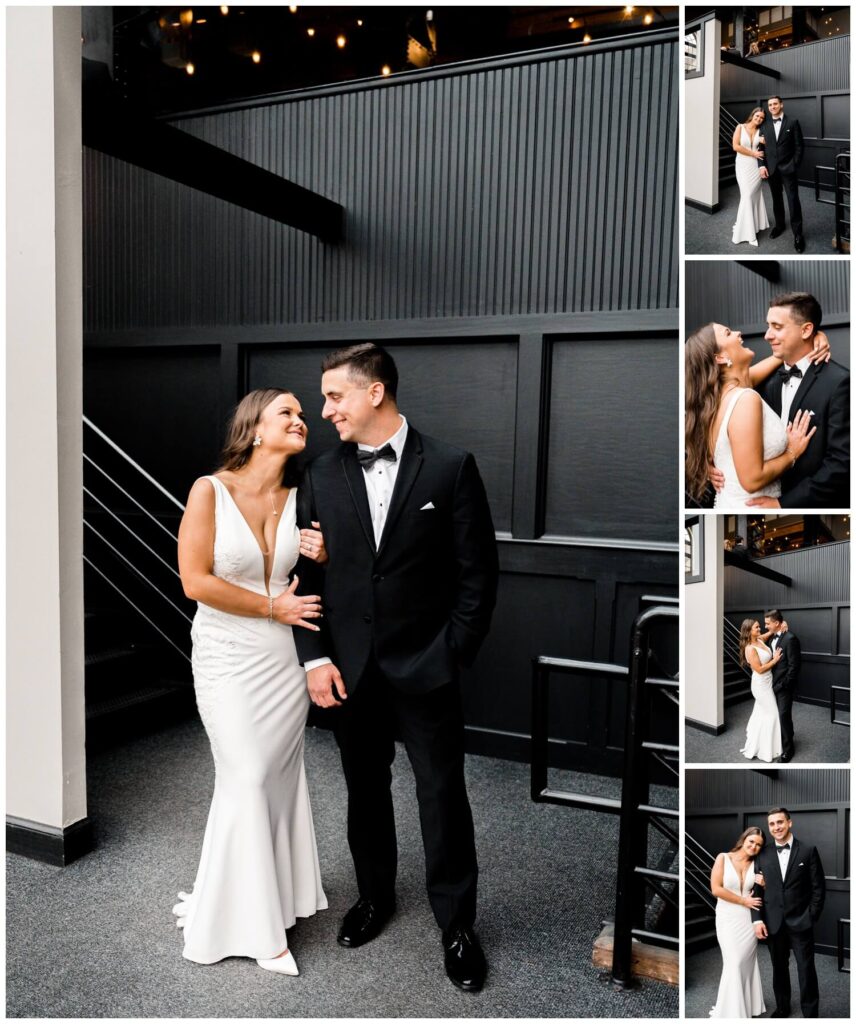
[293,426,499,695]
[751,837,825,935]
[756,358,849,508]
[770,631,800,696]
[758,114,804,176]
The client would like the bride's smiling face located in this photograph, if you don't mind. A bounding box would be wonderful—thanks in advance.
[750,621,761,639]
[751,111,764,127]
[742,833,763,856]
[713,323,753,370]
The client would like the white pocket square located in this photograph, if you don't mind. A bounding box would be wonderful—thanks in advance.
[420,501,435,510]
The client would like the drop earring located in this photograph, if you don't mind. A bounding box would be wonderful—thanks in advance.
[725,358,733,368]
[253,434,262,447]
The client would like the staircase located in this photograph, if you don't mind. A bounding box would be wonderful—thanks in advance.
[684,833,717,955]
[83,417,195,745]
[723,617,752,706]
[718,106,739,190]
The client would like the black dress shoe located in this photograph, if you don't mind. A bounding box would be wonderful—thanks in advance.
[442,924,487,992]
[770,226,785,239]
[794,235,806,253]
[779,753,793,763]
[770,1007,790,1017]
[337,898,395,948]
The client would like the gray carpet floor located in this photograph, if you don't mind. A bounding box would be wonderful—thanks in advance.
[6,718,678,1018]
[685,945,849,1018]
[685,183,844,255]
[686,699,850,765]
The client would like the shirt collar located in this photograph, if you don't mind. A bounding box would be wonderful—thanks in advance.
[357,415,408,456]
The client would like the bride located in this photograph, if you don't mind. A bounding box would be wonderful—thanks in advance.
[684,323,828,508]
[175,389,330,975]
[709,827,767,1018]
[732,108,770,246]
[738,619,783,762]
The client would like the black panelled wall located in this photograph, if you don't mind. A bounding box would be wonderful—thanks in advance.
[720,34,850,189]
[83,31,679,775]
[724,542,850,707]
[686,769,850,956]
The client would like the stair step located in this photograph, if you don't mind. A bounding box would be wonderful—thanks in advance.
[85,646,147,668]
[85,681,188,720]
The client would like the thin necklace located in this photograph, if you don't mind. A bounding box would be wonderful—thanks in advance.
[268,487,279,517]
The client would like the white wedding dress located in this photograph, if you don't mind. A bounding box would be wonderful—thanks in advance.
[740,642,783,763]
[713,389,787,509]
[732,125,770,246]
[174,476,327,964]
[710,854,766,1018]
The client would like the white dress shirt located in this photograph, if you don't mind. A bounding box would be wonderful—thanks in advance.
[303,416,408,675]
[775,839,792,879]
[358,416,408,546]
[779,355,812,427]
[772,117,783,140]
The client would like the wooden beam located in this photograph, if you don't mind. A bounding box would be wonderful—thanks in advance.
[592,922,679,986]
[720,50,782,79]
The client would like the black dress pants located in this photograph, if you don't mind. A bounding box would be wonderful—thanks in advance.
[768,167,803,237]
[331,657,478,931]
[768,926,819,1018]
[774,685,795,758]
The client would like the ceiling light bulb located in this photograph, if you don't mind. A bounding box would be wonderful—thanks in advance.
[289,5,298,11]
[337,34,346,48]
[644,13,654,25]
[307,27,315,37]
[381,65,391,76]
[220,5,228,13]
[186,62,195,75]
[251,50,261,63]
[583,33,592,43]
[180,9,193,26]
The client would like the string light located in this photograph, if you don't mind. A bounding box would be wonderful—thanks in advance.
[307,27,315,37]
[336,34,347,48]
[186,62,195,75]
[220,5,228,14]
[381,64,391,76]
[625,6,634,13]
[583,33,592,43]
[180,9,193,27]
[251,50,261,63]
[289,5,298,11]
[644,13,654,25]
[357,19,363,27]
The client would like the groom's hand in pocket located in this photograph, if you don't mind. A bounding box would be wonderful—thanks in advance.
[754,922,768,940]
[307,663,348,708]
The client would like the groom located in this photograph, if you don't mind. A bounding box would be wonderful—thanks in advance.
[294,343,498,992]
[751,807,826,1018]
[757,95,805,252]
[764,610,800,763]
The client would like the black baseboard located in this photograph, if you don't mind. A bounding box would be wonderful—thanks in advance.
[6,815,95,867]
[686,717,726,736]
[685,197,721,214]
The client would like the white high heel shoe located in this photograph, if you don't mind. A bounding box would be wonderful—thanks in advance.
[256,948,299,976]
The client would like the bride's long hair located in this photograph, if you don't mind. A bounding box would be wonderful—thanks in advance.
[738,618,758,667]
[729,826,765,854]
[685,323,723,501]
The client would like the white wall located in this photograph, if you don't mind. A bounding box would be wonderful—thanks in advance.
[6,6,86,830]
[685,18,721,209]
[684,515,724,731]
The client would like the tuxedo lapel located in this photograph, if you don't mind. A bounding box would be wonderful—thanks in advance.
[376,427,424,558]
[788,362,822,419]
[783,837,801,885]
[340,447,377,554]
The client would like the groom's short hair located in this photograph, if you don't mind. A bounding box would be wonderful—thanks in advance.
[768,94,783,104]
[765,609,784,624]
[768,806,791,820]
[769,292,823,337]
[322,343,399,400]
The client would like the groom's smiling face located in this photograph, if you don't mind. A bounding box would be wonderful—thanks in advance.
[768,812,792,843]
[766,306,815,364]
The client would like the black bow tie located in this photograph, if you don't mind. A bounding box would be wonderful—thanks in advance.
[776,843,791,852]
[773,118,782,123]
[356,443,398,470]
[778,366,803,383]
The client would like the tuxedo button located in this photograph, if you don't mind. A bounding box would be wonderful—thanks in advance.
[363,614,373,623]
[372,574,384,582]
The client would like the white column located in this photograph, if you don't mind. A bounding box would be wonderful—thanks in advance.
[685,515,725,731]
[6,7,87,841]
[685,18,722,210]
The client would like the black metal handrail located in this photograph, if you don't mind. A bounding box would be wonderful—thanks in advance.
[530,600,678,988]
[838,918,850,973]
[684,834,717,911]
[831,685,850,727]
[611,604,679,988]
[814,151,850,253]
